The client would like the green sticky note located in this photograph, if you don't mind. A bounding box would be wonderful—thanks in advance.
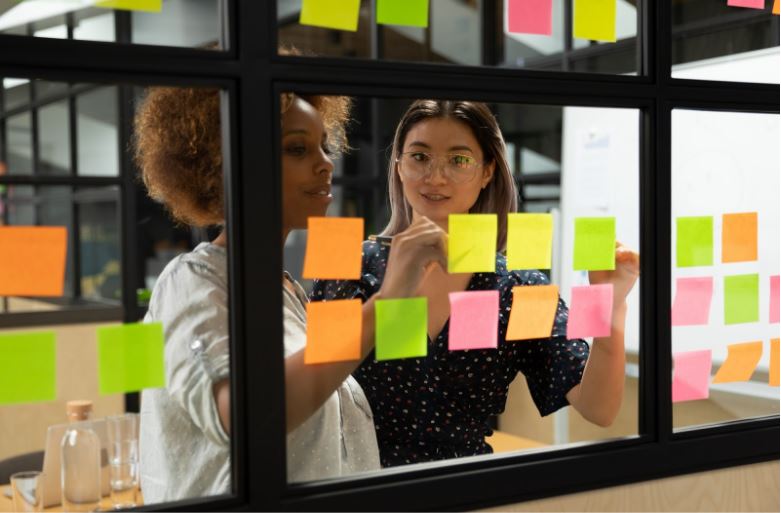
[724,274,760,325]
[97,322,166,395]
[375,297,428,361]
[676,216,713,267]
[0,332,56,405]
[507,213,553,270]
[448,214,497,273]
[94,0,162,12]
[573,0,616,42]
[573,217,615,271]
[300,0,361,31]
[377,0,429,27]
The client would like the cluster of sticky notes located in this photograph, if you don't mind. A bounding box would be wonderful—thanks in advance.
[673,339,780,402]
[299,0,621,43]
[676,213,758,268]
[727,0,779,13]
[0,226,68,297]
[0,322,166,406]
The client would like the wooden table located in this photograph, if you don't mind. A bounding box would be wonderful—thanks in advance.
[0,484,121,512]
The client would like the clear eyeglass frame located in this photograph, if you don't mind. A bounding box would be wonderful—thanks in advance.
[395,151,483,184]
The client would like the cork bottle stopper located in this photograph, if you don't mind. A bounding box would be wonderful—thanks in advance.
[66,400,93,422]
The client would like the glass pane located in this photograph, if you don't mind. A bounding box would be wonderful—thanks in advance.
[672,109,780,431]
[283,94,641,483]
[672,0,780,83]
[38,100,71,176]
[77,86,119,177]
[6,112,33,175]
[0,0,226,49]
[3,77,31,111]
[78,187,121,304]
[278,0,641,75]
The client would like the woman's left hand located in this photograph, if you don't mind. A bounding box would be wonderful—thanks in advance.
[588,241,640,306]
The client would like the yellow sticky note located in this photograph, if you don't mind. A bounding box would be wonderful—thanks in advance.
[574,0,616,42]
[300,0,361,31]
[0,226,67,296]
[774,0,779,14]
[94,0,162,12]
[506,285,559,341]
[305,299,363,364]
[448,214,497,273]
[303,217,364,280]
[712,341,763,384]
[507,213,553,270]
[770,339,779,387]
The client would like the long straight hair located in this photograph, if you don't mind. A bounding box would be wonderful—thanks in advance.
[380,100,519,251]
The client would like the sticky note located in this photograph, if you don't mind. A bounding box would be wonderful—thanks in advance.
[0,332,56,405]
[377,0,429,27]
[448,291,499,351]
[507,0,552,35]
[94,0,162,11]
[302,217,363,280]
[671,277,713,326]
[573,0,616,42]
[676,216,713,267]
[448,214,497,273]
[774,0,779,14]
[97,323,166,395]
[305,299,362,364]
[727,0,764,8]
[566,284,614,339]
[724,274,759,325]
[0,226,67,296]
[770,275,779,324]
[506,285,559,341]
[300,0,361,31]
[507,213,553,270]
[375,297,427,361]
[770,339,779,387]
[712,341,763,384]
[672,350,712,403]
[573,217,615,271]
[722,212,758,263]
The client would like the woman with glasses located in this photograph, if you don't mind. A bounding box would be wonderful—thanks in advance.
[312,99,639,468]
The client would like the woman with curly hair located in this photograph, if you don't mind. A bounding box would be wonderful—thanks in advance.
[134,87,446,501]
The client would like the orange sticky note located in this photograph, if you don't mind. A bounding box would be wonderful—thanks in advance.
[302,217,363,280]
[0,226,67,296]
[712,341,763,383]
[773,0,779,14]
[305,299,363,364]
[722,212,757,263]
[770,339,779,386]
[506,285,559,341]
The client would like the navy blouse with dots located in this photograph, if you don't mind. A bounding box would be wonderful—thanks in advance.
[310,240,590,468]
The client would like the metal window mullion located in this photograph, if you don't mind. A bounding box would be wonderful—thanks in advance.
[68,90,81,299]
[563,0,573,71]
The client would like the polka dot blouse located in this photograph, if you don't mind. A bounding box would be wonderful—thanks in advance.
[311,240,590,469]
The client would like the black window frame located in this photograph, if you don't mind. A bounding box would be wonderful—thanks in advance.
[0,1,778,511]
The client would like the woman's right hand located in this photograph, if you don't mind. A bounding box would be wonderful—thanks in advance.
[378,216,448,299]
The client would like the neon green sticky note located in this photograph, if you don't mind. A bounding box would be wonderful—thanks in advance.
[507,213,553,270]
[94,0,162,12]
[676,216,713,267]
[375,297,427,361]
[573,217,615,271]
[449,214,497,273]
[300,0,361,31]
[97,322,166,395]
[0,331,56,405]
[377,0,429,27]
[724,274,759,325]
[573,0,616,42]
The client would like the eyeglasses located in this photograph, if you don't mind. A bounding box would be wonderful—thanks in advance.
[395,151,482,184]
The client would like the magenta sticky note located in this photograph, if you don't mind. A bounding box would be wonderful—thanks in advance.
[507,0,552,35]
[671,277,714,326]
[727,0,764,8]
[771,275,780,324]
[672,350,712,402]
[566,284,614,339]
[448,290,499,350]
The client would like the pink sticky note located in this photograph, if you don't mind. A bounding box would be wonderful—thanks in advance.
[448,290,499,350]
[671,277,713,326]
[507,0,552,35]
[566,284,614,339]
[771,275,780,324]
[672,350,712,402]
[727,0,764,8]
